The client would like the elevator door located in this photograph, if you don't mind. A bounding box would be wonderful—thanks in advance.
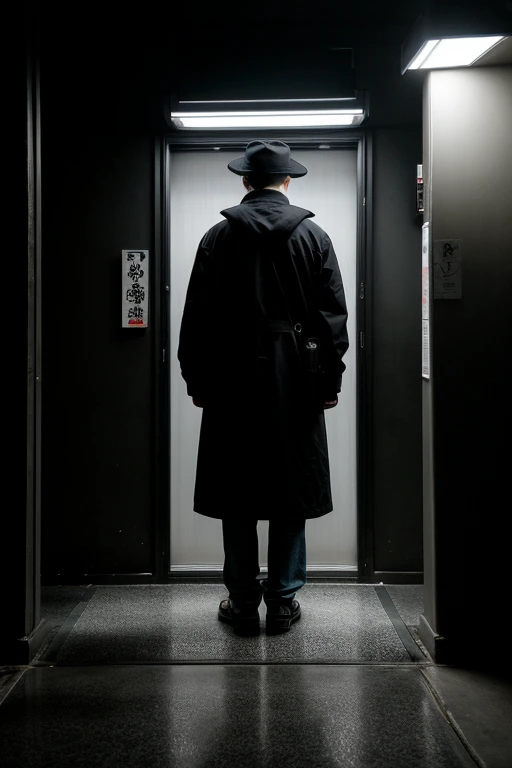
[169,148,358,573]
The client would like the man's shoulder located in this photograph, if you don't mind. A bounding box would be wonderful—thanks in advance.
[203,219,229,237]
[199,219,230,248]
[291,217,330,245]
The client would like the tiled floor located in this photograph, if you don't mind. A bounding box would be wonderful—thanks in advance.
[0,584,511,768]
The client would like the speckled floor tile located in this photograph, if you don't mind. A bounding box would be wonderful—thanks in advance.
[424,665,512,768]
[0,665,476,767]
[45,584,416,664]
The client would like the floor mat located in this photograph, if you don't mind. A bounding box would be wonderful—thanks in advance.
[41,584,424,664]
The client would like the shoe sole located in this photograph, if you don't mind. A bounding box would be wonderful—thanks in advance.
[218,611,260,636]
[266,608,301,634]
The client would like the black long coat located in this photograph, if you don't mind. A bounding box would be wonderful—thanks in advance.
[177,188,349,521]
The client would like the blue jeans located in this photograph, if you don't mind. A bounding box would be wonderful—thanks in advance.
[222,518,306,610]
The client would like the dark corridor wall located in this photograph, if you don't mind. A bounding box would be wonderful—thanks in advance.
[40,53,156,576]
[373,129,423,574]
[39,40,424,582]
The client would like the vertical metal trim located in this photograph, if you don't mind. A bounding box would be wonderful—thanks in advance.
[25,27,35,635]
[356,130,375,582]
[152,135,161,579]
[355,133,365,581]
[366,130,375,582]
[422,72,437,629]
[162,143,172,580]
[153,135,171,581]
[33,25,42,629]
[25,17,41,636]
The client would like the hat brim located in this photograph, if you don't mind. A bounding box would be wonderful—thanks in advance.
[227,156,308,178]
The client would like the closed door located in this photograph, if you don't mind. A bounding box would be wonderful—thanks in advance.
[169,148,358,573]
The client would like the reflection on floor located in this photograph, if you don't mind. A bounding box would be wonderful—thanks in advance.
[0,584,511,768]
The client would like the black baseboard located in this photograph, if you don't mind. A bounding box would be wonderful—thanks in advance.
[41,571,423,587]
[418,613,510,669]
[0,619,53,665]
[41,574,155,586]
[418,613,452,664]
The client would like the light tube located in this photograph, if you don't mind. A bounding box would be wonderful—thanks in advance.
[170,109,364,130]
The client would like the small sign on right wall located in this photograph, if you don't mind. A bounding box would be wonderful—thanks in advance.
[433,239,462,299]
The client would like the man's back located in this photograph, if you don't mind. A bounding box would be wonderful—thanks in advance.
[177,140,350,635]
[178,184,348,520]
[179,188,348,407]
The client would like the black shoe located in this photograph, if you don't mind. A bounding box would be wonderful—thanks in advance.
[265,600,301,634]
[218,599,260,636]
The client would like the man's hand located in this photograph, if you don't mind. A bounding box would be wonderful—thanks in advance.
[192,396,205,408]
[323,397,338,409]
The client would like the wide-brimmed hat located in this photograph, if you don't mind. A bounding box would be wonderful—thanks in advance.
[228,140,308,178]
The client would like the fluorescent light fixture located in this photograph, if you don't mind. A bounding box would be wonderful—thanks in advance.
[406,35,505,70]
[407,39,440,69]
[170,109,364,130]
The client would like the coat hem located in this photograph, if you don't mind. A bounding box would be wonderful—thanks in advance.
[193,505,333,521]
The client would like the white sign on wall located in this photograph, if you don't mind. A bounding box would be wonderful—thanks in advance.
[122,250,149,328]
[433,239,462,299]
[422,222,430,379]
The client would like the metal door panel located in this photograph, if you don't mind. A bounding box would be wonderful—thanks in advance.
[169,149,357,572]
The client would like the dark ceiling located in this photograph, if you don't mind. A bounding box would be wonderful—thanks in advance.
[156,0,429,46]
[32,0,510,133]
[35,0,512,53]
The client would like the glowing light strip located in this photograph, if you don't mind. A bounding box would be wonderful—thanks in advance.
[407,36,505,70]
[421,36,504,68]
[171,113,362,129]
[172,109,364,117]
[408,39,440,70]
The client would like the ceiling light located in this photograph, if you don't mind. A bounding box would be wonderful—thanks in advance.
[170,110,365,130]
[407,39,440,69]
[407,35,505,70]
[401,5,510,74]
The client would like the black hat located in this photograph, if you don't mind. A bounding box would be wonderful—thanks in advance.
[228,140,308,178]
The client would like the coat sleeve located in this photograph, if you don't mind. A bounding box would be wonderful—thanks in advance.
[314,235,349,398]
[177,242,211,397]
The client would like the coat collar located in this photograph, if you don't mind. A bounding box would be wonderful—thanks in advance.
[240,189,290,205]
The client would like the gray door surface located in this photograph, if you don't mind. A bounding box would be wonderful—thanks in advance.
[169,148,358,572]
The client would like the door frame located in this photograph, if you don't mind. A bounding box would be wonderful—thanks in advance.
[154,130,374,582]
